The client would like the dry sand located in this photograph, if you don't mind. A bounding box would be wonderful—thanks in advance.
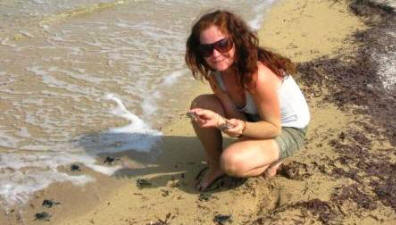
[3,0,395,225]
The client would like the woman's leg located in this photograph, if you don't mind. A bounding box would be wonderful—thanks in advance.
[220,138,281,178]
[190,94,226,191]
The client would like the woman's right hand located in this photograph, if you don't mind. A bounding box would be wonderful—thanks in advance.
[188,108,225,129]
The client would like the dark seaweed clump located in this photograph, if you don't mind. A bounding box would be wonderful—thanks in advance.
[250,1,395,224]
[146,213,174,225]
[331,184,377,210]
[278,161,312,180]
[297,2,396,145]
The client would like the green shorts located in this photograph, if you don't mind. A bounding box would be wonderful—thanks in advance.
[275,127,308,159]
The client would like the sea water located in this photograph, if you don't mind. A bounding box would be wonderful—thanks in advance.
[0,0,276,208]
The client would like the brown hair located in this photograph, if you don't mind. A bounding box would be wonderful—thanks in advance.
[185,10,296,87]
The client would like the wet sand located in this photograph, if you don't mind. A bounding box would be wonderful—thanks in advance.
[2,0,395,224]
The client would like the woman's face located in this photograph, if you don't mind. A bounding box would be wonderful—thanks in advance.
[199,25,235,72]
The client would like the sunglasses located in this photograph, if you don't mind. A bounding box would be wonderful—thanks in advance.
[198,38,233,57]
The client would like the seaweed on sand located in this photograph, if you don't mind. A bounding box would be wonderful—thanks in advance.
[251,2,395,224]
[331,184,377,210]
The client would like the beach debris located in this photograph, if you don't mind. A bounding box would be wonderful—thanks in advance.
[136,178,152,188]
[198,192,212,201]
[42,199,60,208]
[146,213,173,225]
[160,189,170,197]
[293,199,336,224]
[103,156,120,165]
[213,214,232,225]
[339,131,345,141]
[70,164,81,171]
[278,161,311,180]
[34,212,51,221]
[331,184,377,210]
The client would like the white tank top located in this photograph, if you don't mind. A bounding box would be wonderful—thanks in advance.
[213,73,310,128]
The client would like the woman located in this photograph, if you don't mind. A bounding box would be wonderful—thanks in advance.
[185,10,310,191]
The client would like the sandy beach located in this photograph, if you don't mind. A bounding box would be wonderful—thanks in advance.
[2,0,395,224]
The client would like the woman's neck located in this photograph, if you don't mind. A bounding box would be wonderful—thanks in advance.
[220,68,244,90]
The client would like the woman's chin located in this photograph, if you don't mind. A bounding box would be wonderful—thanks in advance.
[211,63,231,72]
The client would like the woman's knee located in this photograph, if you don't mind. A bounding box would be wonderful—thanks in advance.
[190,94,223,113]
[220,148,246,177]
[219,141,279,177]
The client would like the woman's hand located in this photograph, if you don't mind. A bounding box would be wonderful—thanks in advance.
[189,108,246,138]
[188,108,223,128]
[221,118,246,138]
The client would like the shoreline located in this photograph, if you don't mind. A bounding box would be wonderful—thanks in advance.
[2,0,395,225]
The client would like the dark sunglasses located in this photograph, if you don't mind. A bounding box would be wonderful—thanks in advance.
[198,38,233,57]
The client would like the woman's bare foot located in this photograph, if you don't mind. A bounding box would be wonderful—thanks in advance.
[265,160,283,178]
[195,167,225,192]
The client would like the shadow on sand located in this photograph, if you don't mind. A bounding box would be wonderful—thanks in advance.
[73,130,245,194]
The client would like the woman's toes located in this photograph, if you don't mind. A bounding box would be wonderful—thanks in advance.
[265,161,283,178]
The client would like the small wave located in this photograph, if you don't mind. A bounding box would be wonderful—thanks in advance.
[39,0,137,26]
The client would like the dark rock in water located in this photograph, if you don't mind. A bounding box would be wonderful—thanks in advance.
[42,199,60,208]
[104,156,119,165]
[70,164,81,171]
[213,214,232,224]
[136,178,152,188]
[34,212,51,221]
[104,156,114,164]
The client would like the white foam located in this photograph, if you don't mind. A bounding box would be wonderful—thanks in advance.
[16,127,31,138]
[0,169,94,207]
[0,131,18,149]
[141,97,158,117]
[27,66,100,95]
[248,0,276,31]
[102,93,162,153]
[162,69,188,86]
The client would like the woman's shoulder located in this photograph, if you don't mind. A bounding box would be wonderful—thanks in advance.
[248,62,282,91]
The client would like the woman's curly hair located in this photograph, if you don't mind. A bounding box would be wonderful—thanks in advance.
[185,10,296,87]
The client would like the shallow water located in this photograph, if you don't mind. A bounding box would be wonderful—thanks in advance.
[0,0,275,208]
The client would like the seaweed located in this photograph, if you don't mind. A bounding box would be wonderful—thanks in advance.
[146,213,174,225]
[278,161,312,180]
[293,199,336,224]
[34,212,51,221]
[41,199,60,208]
[331,184,377,210]
[213,214,232,225]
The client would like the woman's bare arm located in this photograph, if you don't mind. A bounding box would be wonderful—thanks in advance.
[241,64,282,139]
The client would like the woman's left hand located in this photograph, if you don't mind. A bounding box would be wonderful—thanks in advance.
[221,119,246,138]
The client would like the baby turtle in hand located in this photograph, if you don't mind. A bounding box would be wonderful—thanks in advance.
[186,112,198,120]
[42,199,60,208]
[34,212,51,221]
